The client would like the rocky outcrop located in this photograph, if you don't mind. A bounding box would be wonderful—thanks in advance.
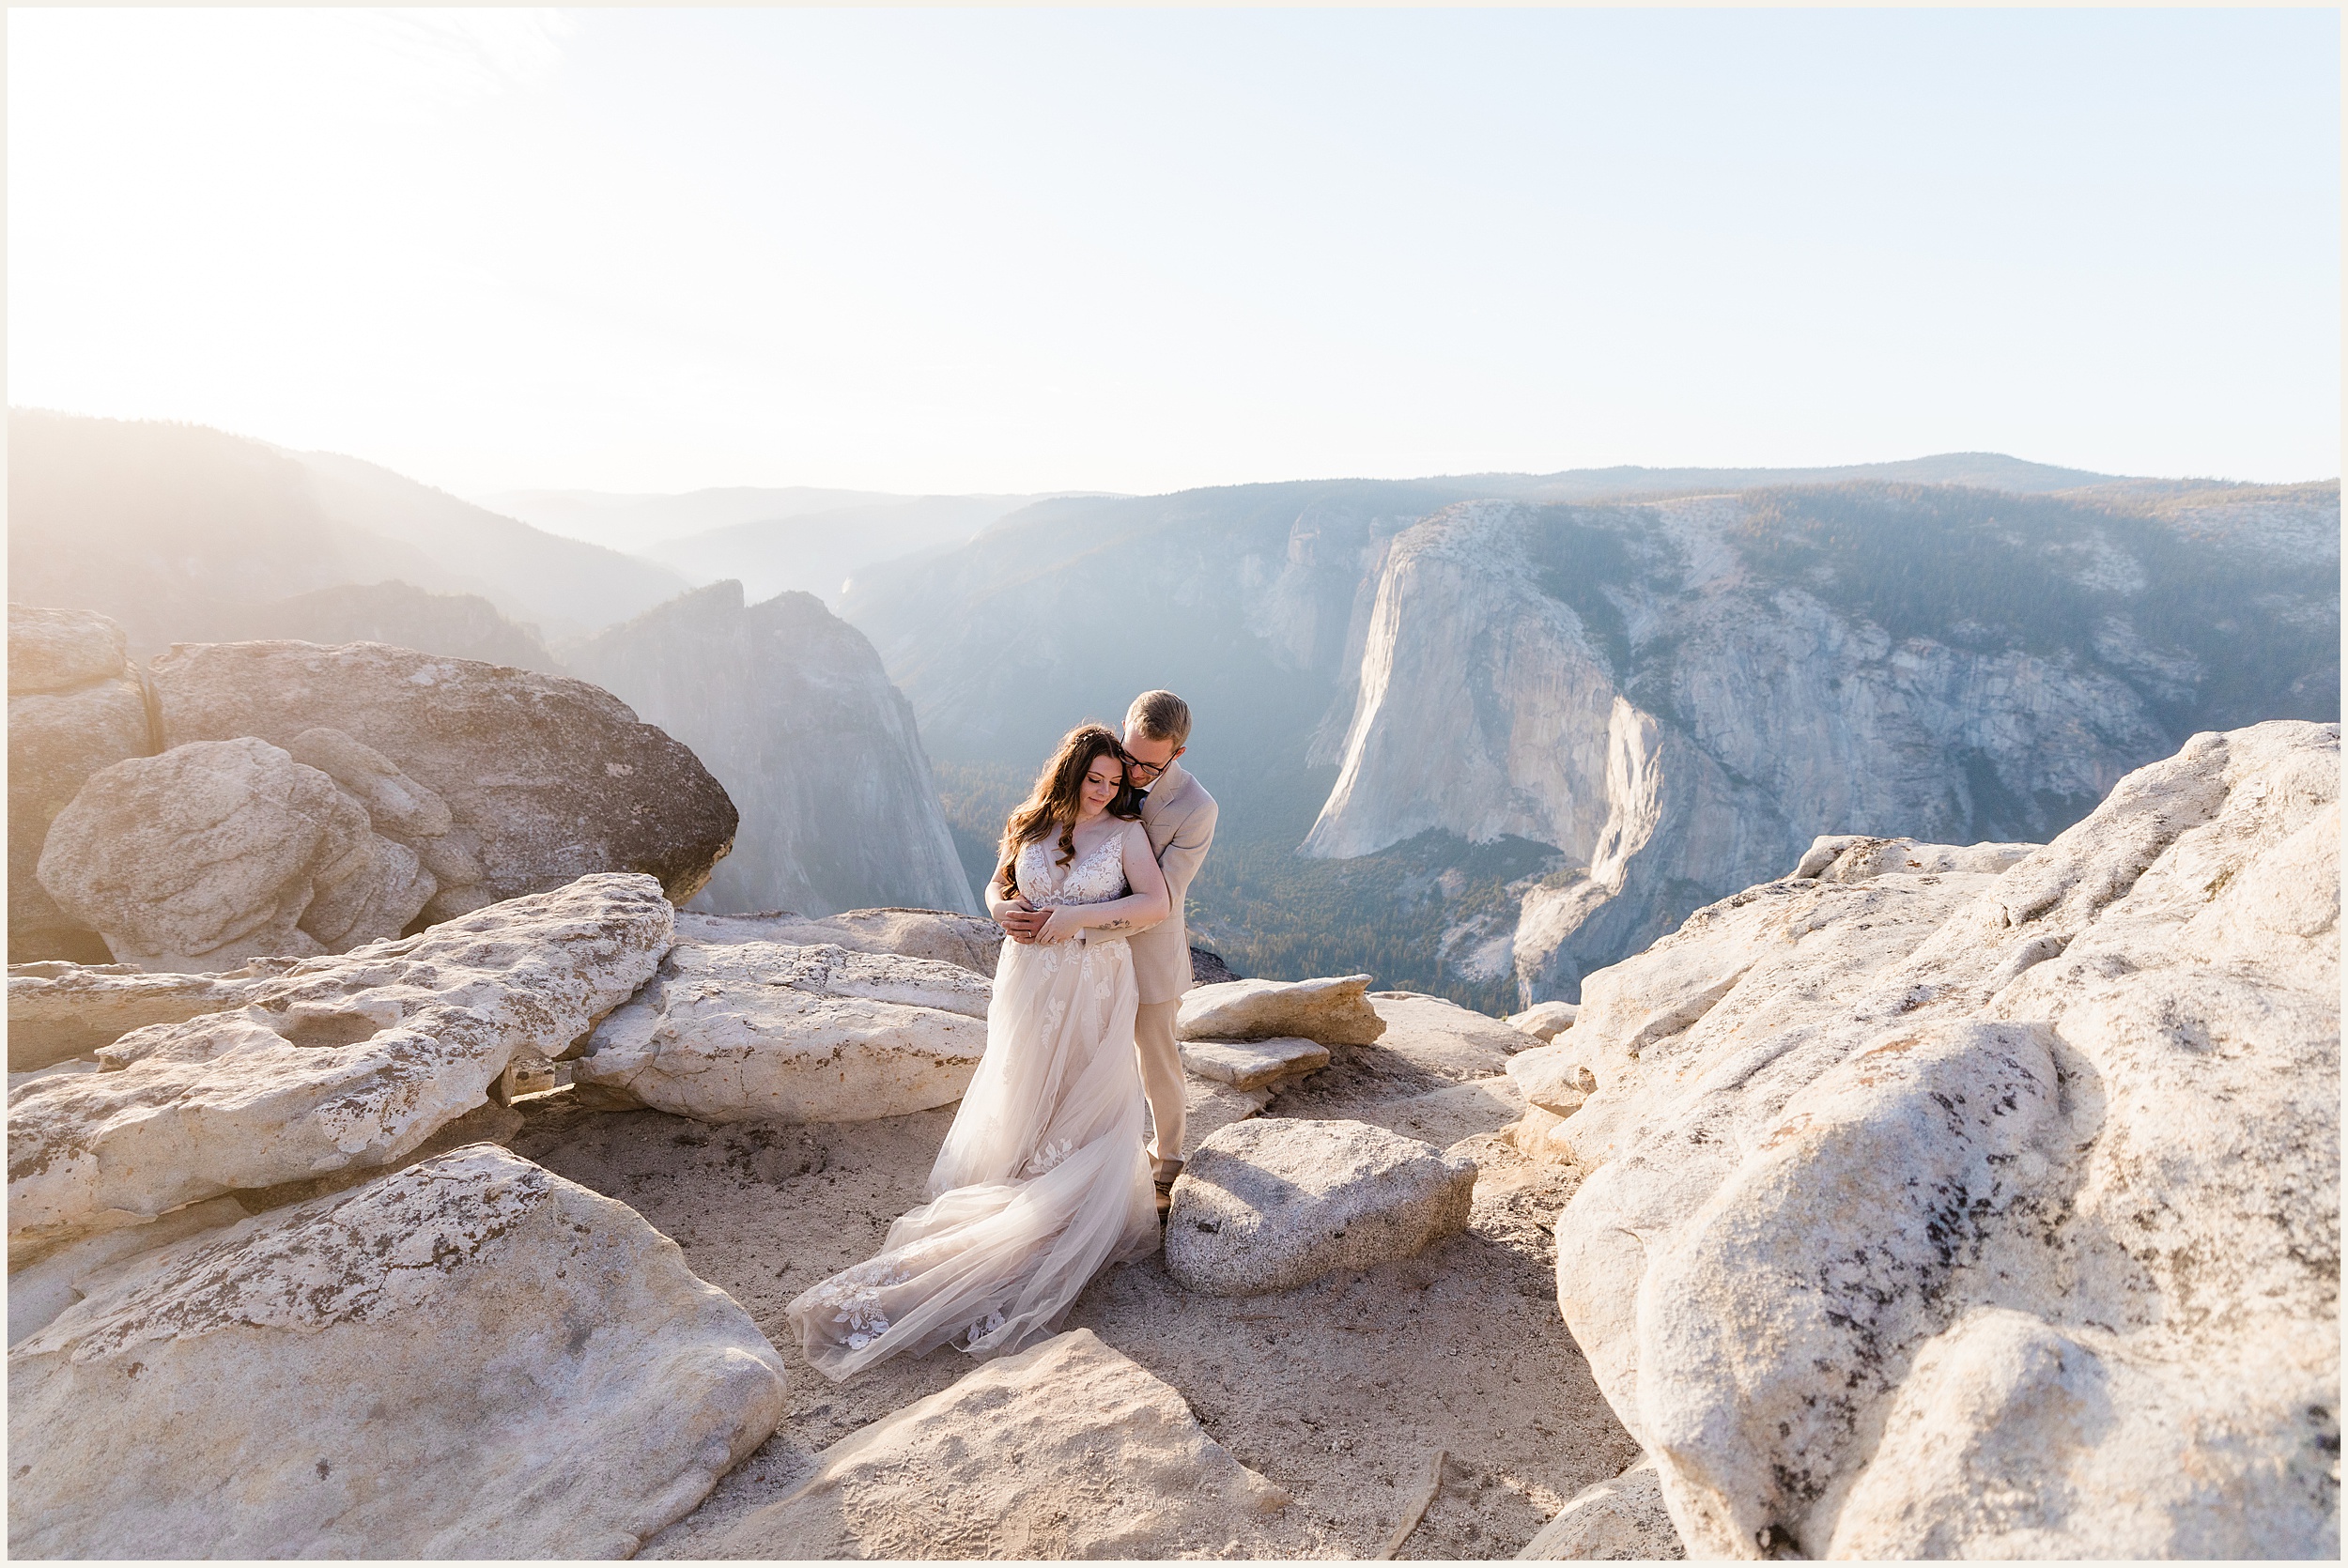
[1362,990,1534,1071]
[149,638,736,915]
[573,938,990,1123]
[36,738,438,971]
[1165,1117,1477,1295]
[706,1328,1287,1559]
[7,873,672,1263]
[1506,1000,1577,1040]
[8,1144,787,1558]
[6,1096,527,1345]
[1177,974,1388,1047]
[1190,945,1241,985]
[567,582,977,917]
[9,603,143,694]
[1338,1075,1528,1150]
[1258,992,1534,1146]
[679,906,1003,976]
[1303,490,2340,1005]
[1547,721,2340,1559]
[1506,1046,1596,1120]
[8,606,154,962]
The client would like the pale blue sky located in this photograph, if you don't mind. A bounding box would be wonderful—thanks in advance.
[9,7,2340,495]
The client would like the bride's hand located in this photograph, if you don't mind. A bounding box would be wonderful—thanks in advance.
[1038,907,1084,945]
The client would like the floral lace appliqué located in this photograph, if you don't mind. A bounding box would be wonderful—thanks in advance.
[807,1258,911,1351]
[1023,1136,1078,1177]
[1017,834,1130,908]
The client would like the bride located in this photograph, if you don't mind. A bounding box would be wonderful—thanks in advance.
[783,722,1173,1380]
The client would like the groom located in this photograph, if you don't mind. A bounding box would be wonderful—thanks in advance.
[992,689,1217,1209]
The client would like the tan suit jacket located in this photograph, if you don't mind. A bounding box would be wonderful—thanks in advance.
[1131,762,1217,1006]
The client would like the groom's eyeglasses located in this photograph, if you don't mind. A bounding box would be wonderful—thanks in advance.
[1123,757,1170,784]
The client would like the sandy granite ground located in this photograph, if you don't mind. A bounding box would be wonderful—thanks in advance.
[508,1000,1641,1560]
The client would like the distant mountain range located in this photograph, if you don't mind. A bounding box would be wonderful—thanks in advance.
[483,453,2124,608]
[7,411,691,652]
[13,407,2335,1004]
[837,467,2340,1008]
[1452,451,2123,500]
[479,485,915,551]
[483,485,1101,606]
[4,411,976,921]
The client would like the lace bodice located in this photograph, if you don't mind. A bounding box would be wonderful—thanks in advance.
[1017,830,1130,907]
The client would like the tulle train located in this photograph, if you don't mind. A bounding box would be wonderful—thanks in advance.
[783,933,1158,1381]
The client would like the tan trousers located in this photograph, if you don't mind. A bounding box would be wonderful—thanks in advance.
[1135,998,1186,1177]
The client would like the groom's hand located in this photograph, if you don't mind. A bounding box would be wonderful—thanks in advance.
[990,893,1048,945]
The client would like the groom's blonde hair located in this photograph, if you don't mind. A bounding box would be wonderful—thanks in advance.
[1126,690,1191,747]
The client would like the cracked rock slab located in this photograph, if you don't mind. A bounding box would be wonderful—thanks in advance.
[6,872,673,1265]
[678,907,1005,977]
[703,1328,1286,1560]
[574,938,989,1123]
[7,1144,788,1559]
[6,961,303,1072]
[1165,1117,1477,1296]
[1178,1036,1330,1090]
[1176,974,1387,1047]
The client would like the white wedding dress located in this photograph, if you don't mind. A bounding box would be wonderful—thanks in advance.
[783,829,1160,1381]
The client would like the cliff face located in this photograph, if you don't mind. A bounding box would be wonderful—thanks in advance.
[570,582,978,917]
[839,481,1475,788]
[1306,485,2340,1002]
[1301,504,1618,860]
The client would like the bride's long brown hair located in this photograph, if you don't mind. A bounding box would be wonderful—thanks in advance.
[995,723,1143,899]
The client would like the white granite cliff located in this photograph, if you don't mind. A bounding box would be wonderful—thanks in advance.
[569,581,979,917]
[1305,494,2337,1003]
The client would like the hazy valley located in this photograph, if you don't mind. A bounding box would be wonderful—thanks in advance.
[842,460,2339,1008]
[13,408,2336,1013]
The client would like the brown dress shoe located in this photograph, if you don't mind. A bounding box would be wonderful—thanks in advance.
[1153,1159,1183,1219]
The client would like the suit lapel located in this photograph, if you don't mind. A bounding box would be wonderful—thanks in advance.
[1140,766,1193,855]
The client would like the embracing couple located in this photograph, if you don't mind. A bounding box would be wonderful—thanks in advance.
[783,691,1217,1381]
